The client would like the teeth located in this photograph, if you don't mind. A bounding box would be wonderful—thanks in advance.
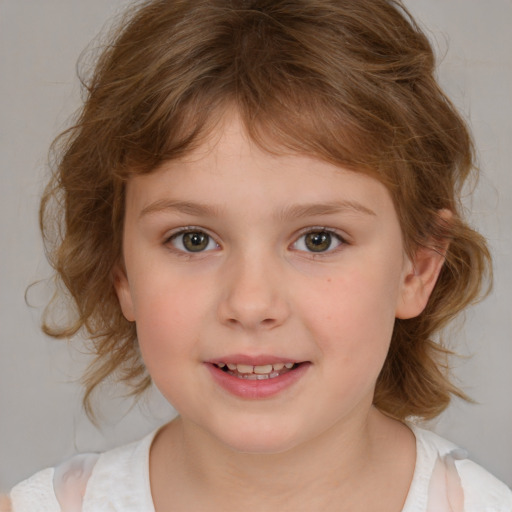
[216,362,297,375]
[254,364,273,374]
[244,373,269,380]
[236,364,254,374]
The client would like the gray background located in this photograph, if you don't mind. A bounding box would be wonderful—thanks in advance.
[1,0,511,491]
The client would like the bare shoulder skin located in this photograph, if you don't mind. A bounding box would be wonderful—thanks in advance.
[0,495,12,512]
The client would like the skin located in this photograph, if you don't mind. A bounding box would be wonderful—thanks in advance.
[115,113,447,511]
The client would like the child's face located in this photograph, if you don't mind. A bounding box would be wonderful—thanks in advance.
[115,113,425,453]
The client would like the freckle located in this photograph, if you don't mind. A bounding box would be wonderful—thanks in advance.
[327,278,332,283]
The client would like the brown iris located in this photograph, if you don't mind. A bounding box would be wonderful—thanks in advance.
[304,231,333,252]
[182,231,210,252]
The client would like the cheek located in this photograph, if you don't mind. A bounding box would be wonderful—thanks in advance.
[129,274,212,369]
[301,265,401,366]
[131,288,207,410]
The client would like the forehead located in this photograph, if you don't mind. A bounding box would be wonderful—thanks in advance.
[125,113,397,226]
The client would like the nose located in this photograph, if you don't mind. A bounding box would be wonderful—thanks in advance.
[217,252,290,331]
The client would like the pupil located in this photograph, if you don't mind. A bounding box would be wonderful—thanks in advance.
[306,232,331,252]
[183,232,208,252]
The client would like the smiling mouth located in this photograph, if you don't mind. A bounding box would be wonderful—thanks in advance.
[214,362,300,380]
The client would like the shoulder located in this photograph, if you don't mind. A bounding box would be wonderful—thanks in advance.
[0,494,12,512]
[455,456,512,511]
[7,429,157,512]
[412,426,512,512]
[8,455,99,512]
[9,467,60,512]
[81,430,155,511]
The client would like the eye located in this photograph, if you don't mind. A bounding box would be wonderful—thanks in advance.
[293,230,344,253]
[169,230,218,253]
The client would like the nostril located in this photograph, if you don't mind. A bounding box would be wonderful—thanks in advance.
[223,315,280,329]
[217,278,290,329]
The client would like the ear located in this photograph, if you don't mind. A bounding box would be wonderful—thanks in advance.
[395,211,451,320]
[113,265,136,322]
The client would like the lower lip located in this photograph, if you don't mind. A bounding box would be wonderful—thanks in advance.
[206,363,310,399]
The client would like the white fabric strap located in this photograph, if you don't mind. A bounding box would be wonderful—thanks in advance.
[426,448,468,512]
[53,453,99,512]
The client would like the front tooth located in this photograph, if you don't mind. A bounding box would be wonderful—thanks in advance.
[227,363,237,371]
[254,364,273,374]
[236,364,254,374]
[284,363,294,369]
[272,363,285,371]
[217,363,226,368]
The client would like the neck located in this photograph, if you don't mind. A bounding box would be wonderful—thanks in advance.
[149,408,413,511]
[185,410,371,488]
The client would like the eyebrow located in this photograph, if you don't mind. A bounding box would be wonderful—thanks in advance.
[276,201,376,220]
[139,199,376,220]
[140,200,224,219]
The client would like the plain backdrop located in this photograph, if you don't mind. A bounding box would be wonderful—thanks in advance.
[1,0,511,491]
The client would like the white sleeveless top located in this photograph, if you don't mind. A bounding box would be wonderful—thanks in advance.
[9,426,512,511]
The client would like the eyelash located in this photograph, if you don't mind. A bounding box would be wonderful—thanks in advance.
[165,227,220,256]
[292,228,347,255]
[164,227,348,256]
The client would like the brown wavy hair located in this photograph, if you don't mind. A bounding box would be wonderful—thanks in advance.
[41,0,491,420]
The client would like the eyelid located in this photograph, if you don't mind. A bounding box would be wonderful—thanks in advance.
[291,227,349,254]
[162,225,349,256]
[164,226,221,253]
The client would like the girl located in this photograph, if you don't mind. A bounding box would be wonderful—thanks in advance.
[3,0,512,510]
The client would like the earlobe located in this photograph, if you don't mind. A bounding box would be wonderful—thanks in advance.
[113,266,136,322]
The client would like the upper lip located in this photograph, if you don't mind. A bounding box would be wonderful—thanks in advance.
[205,354,303,366]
